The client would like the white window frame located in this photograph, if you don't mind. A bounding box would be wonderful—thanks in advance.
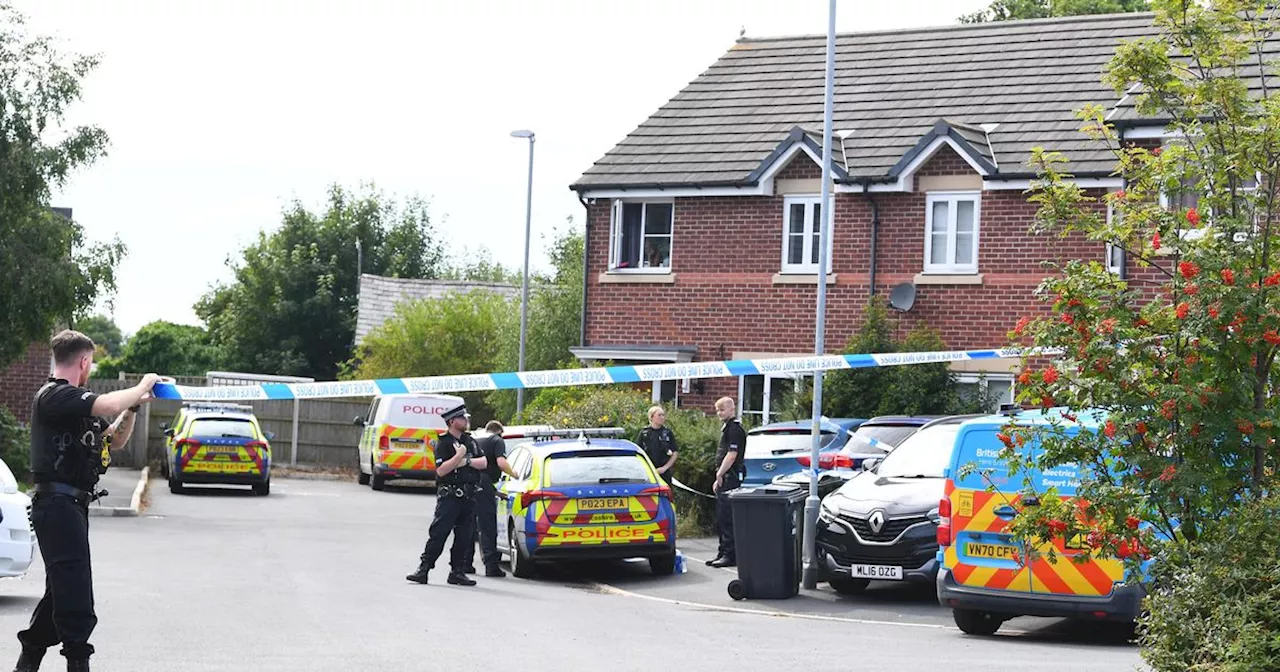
[1105,203,1124,276]
[923,191,981,274]
[609,200,674,274]
[780,195,834,274]
[955,373,1015,412]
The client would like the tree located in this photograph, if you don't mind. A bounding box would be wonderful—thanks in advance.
[197,184,444,380]
[93,321,221,379]
[959,0,1148,23]
[76,315,123,358]
[348,290,514,422]
[0,3,125,368]
[997,2,1280,666]
[823,296,976,418]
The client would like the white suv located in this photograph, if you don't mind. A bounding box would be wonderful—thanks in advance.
[0,457,34,578]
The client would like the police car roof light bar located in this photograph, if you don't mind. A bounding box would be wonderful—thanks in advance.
[515,427,627,441]
[185,402,254,413]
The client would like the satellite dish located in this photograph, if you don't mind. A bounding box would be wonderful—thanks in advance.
[888,283,916,312]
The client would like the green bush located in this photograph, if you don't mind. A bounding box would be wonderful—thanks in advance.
[0,406,30,484]
[1140,494,1280,671]
[523,387,723,536]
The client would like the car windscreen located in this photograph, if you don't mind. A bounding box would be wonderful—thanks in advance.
[189,418,256,439]
[543,451,652,486]
[848,424,920,452]
[744,430,838,458]
[875,424,960,478]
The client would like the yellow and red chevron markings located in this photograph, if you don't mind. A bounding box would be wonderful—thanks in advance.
[944,482,1122,598]
[530,496,670,547]
[376,427,438,472]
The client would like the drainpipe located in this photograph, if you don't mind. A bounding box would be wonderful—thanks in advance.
[861,179,881,295]
[577,194,591,347]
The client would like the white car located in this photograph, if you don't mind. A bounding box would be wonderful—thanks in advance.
[0,457,35,578]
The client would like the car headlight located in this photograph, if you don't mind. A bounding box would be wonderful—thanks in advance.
[819,497,840,523]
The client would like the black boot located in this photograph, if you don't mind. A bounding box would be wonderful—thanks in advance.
[405,566,429,584]
[66,659,89,672]
[485,565,506,578]
[447,572,477,586]
[13,648,43,672]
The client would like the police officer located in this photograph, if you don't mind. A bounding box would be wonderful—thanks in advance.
[406,403,487,586]
[636,406,678,485]
[707,396,746,568]
[463,420,514,578]
[15,330,159,672]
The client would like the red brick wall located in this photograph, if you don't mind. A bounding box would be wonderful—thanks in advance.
[0,341,50,422]
[586,148,1114,410]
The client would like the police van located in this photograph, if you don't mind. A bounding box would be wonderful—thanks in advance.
[936,408,1145,636]
[353,393,464,490]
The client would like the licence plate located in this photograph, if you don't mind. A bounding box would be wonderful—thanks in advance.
[851,564,903,580]
[578,497,628,511]
[391,441,422,449]
[967,542,1018,560]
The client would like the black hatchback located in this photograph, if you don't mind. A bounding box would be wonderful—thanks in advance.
[814,415,980,595]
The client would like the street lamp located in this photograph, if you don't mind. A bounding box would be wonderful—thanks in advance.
[511,129,535,420]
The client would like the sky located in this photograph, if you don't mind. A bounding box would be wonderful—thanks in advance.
[20,0,991,335]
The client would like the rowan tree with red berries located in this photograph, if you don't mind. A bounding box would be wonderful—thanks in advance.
[971,2,1280,666]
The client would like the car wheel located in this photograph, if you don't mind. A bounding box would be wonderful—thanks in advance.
[649,551,677,576]
[253,480,270,496]
[727,579,747,601]
[829,578,869,595]
[168,477,183,495]
[953,608,1003,636]
[509,523,534,579]
[357,464,370,486]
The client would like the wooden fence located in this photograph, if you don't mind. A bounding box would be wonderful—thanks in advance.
[88,379,369,469]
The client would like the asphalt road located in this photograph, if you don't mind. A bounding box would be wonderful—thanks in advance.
[0,477,1145,671]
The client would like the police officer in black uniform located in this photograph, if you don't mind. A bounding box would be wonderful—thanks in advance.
[708,397,747,568]
[463,420,514,578]
[406,403,487,586]
[636,405,678,485]
[14,330,159,672]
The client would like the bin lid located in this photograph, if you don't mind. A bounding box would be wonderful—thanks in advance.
[727,483,808,501]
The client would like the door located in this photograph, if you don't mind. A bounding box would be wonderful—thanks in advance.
[945,427,1034,595]
[497,447,532,553]
[358,399,379,469]
[740,373,808,426]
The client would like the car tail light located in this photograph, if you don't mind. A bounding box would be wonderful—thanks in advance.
[828,454,854,470]
[520,490,566,507]
[796,455,812,467]
[937,497,952,547]
[640,484,672,500]
[176,439,201,452]
[379,435,389,450]
[246,440,269,453]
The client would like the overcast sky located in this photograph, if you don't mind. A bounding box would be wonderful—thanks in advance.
[21,0,991,334]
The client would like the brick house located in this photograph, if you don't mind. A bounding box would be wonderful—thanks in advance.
[568,13,1171,423]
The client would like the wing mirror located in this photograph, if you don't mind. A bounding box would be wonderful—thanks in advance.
[353,416,366,427]
[264,431,276,441]
[163,428,175,437]
[862,457,882,472]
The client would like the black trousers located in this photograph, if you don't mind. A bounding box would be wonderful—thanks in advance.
[465,480,500,570]
[419,491,476,574]
[715,476,741,560]
[18,494,96,661]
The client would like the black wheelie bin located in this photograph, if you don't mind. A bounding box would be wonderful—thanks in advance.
[725,483,807,600]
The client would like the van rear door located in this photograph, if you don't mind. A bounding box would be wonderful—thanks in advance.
[945,425,1033,594]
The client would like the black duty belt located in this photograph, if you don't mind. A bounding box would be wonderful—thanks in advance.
[438,483,476,499]
[34,482,105,506]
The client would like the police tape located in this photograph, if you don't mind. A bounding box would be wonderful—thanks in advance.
[151,346,1056,402]
[670,477,717,500]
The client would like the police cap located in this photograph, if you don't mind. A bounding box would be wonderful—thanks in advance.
[441,403,470,423]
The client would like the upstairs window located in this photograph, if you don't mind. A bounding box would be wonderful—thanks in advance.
[610,202,673,272]
[924,191,981,274]
[781,195,833,273]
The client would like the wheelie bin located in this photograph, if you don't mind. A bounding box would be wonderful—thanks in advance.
[725,483,806,600]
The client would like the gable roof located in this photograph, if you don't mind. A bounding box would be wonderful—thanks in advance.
[572,12,1163,192]
[355,274,519,344]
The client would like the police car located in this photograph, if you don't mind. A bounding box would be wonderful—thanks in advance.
[160,402,274,496]
[496,428,678,578]
[0,456,34,579]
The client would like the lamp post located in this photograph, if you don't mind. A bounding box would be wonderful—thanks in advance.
[803,0,837,590]
[511,129,535,420]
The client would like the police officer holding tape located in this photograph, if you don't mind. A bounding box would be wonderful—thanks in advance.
[406,403,487,586]
[14,330,160,672]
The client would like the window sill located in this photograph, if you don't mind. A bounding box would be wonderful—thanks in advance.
[772,273,838,285]
[598,272,676,284]
[915,273,984,286]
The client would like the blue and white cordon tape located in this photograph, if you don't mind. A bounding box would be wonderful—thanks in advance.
[151,346,1056,402]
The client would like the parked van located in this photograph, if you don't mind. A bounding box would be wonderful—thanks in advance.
[935,408,1145,636]
[353,393,464,490]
